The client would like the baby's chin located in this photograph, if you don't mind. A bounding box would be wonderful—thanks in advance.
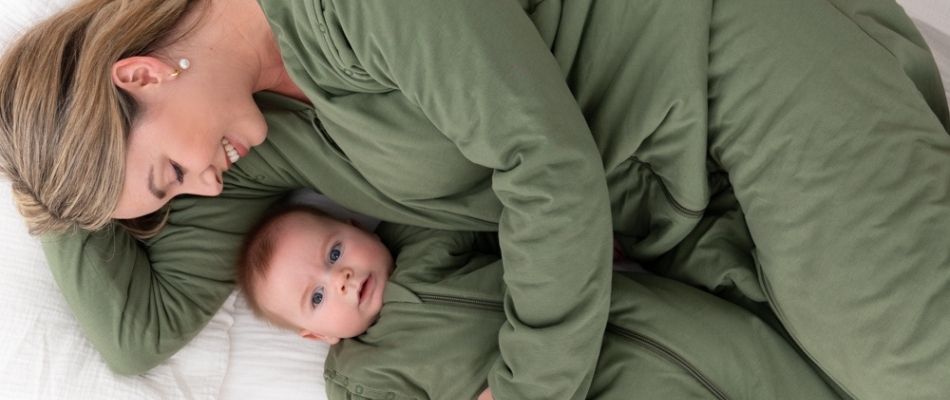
[356,306,385,338]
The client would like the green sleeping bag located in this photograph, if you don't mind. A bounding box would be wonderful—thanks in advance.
[324,224,840,400]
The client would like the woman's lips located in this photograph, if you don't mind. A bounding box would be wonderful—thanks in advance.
[223,136,249,158]
[231,138,249,158]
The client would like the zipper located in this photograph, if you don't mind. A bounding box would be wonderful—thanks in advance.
[607,324,730,400]
[418,293,728,399]
[416,293,503,312]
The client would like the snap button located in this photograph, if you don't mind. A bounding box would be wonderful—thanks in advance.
[355,385,364,394]
[318,23,327,32]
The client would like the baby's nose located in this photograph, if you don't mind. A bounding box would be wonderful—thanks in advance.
[337,267,354,294]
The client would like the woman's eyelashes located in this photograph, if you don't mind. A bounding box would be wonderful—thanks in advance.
[311,287,325,308]
[328,243,343,264]
[170,161,184,184]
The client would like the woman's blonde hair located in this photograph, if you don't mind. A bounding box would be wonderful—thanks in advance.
[0,0,201,238]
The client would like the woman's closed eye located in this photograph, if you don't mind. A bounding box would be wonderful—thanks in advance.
[170,161,184,184]
[311,287,325,308]
[328,243,343,264]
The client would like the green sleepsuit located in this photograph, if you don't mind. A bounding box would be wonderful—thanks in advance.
[324,224,840,400]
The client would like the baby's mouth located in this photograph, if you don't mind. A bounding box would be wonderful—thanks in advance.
[221,137,240,164]
[358,276,372,305]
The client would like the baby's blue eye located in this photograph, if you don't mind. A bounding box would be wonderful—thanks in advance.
[311,288,325,308]
[328,244,343,263]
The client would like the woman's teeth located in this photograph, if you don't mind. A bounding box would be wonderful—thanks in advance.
[221,138,240,164]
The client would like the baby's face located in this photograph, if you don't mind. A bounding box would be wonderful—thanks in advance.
[257,212,393,344]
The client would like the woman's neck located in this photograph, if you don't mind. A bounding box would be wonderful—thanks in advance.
[163,0,310,103]
[245,1,311,103]
[265,64,312,104]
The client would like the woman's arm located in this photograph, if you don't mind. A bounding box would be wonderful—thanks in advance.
[328,1,614,398]
[38,95,386,374]
[42,191,283,374]
[39,121,332,374]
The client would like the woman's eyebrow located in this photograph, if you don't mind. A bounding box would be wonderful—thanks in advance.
[147,166,167,199]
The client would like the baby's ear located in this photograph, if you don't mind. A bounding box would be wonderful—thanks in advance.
[299,330,340,345]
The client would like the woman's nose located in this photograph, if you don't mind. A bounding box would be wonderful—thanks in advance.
[188,165,223,196]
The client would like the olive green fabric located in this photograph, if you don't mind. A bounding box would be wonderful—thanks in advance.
[699,1,950,399]
[40,0,950,397]
[324,224,840,400]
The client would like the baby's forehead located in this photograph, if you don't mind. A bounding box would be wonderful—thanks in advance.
[260,209,340,269]
[266,212,337,262]
[271,210,331,235]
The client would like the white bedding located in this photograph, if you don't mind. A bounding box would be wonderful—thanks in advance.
[0,0,948,399]
[0,181,337,400]
[900,0,950,102]
[0,181,236,400]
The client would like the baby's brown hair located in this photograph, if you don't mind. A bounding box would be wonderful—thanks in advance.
[237,203,331,328]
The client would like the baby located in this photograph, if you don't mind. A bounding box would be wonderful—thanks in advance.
[237,204,392,344]
[237,203,839,400]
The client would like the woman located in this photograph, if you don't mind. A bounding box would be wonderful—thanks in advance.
[1,2,612,399]
[1,0,947,398]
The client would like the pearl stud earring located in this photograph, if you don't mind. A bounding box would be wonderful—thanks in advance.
[169,58,191,78]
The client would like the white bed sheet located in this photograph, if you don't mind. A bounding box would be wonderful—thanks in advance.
[0,180,235,400]
[0,1,948,399]
[899,0,950,102]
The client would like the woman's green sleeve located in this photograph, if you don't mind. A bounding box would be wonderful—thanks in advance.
[329,1,614,398]
[40,176,290,374]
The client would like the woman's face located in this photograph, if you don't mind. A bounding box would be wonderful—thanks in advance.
[111,57,268,219]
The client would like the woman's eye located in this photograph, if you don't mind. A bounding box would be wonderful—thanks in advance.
[171,162,184,184]
[311,287,325,308]
[328,244,343,264]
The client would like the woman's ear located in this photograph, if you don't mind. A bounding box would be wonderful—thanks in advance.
[111,56,175,94]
